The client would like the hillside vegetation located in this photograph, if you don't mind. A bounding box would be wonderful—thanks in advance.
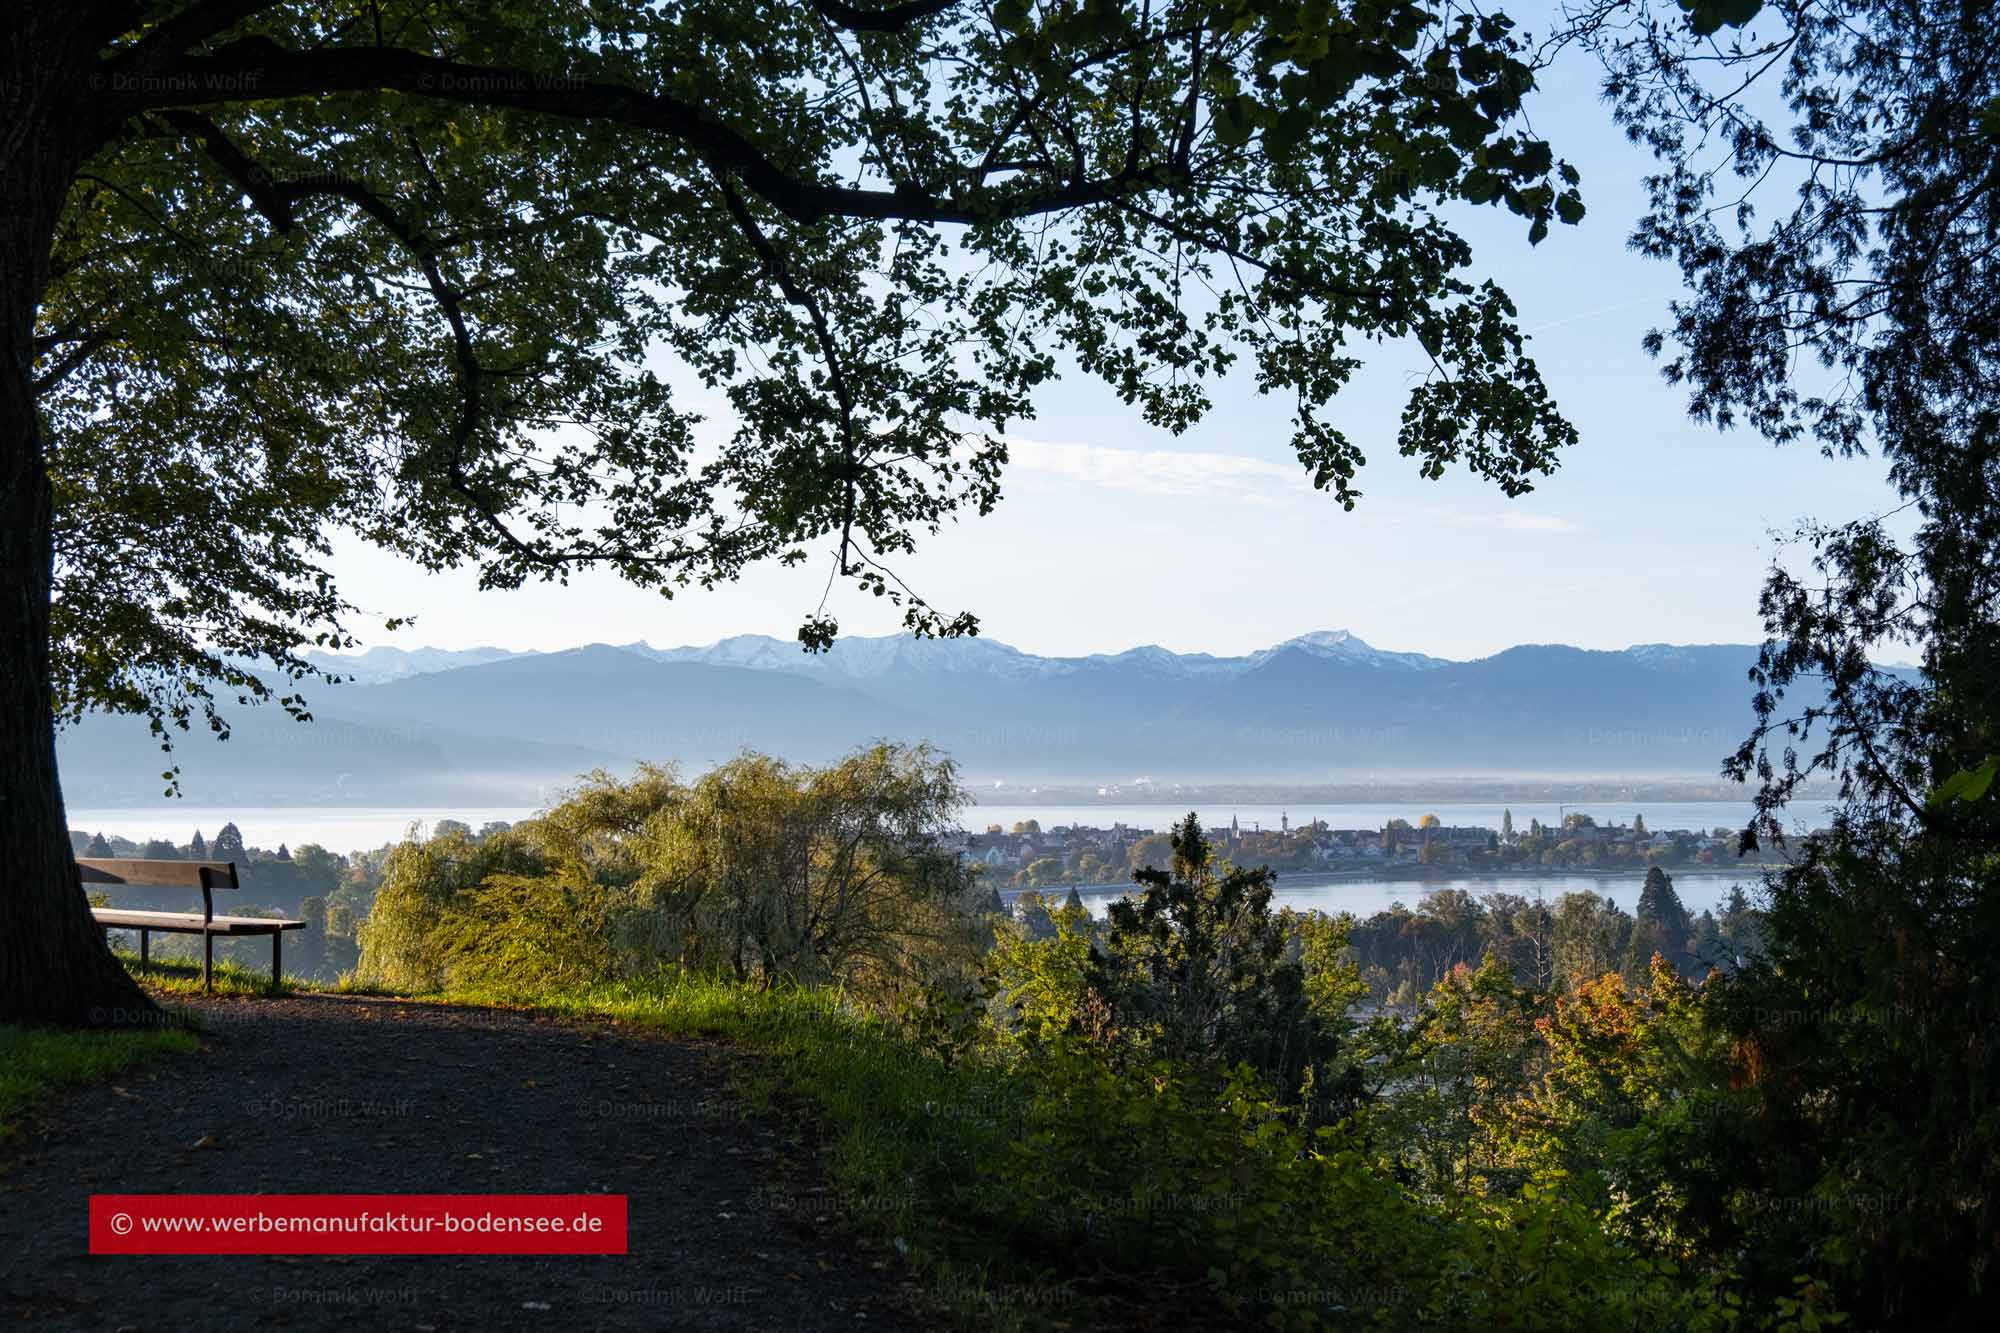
[345,744,1868,1331]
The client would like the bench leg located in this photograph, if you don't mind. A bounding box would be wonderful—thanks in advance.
[203,933,213,993]
[139,929,149,970]
[272,932,283,989]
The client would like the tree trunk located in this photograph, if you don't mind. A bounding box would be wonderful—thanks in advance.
[0,15,155,1026]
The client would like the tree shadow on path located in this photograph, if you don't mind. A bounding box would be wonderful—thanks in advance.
[0,993,916,1331]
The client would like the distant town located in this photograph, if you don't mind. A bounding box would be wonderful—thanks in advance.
[960,811,1783,888]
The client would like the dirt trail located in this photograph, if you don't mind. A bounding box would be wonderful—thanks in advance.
[0,993,916,1331]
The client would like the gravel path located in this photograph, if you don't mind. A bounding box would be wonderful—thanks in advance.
[0,993,918,1331]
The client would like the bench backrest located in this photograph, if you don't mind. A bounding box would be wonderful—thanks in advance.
[78,857,238,926]
[77,858,239,891]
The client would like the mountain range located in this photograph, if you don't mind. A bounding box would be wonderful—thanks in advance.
[56,630,1831,805]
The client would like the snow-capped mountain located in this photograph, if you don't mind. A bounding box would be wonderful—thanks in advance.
[1244,630,1450,672]
[301,644,527,684]
[624,628,1447,683]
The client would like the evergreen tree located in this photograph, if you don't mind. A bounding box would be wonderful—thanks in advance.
[1632,812,1648,838]
[211,822,247,862]
[187,830,206,858]
[1689,910,1723,977]
[1501,808,1515,841]
[1620,917,1660,987]
[1716,886,1763,967]
[83,832,112,859]
[1088,814,1363,1126]
[1594,3,2000,1314]
[1634,866,1692,970]
[275,844,291,862]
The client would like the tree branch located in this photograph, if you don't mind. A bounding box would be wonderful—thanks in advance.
[155,108,297,231]
[113,0,281,71]
[134,38,1136,226]
[714,175,861,574]
[806,0,960,35]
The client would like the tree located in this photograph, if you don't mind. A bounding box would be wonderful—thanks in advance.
[290,844,344,895]
[139,838,180,860]
[1715,885,1763,967]
[1382,818,1413,853]
[1015,891,1058,944]
[1418,813,1442,830]
[1632,865,1691,971]
[187,830,207,859]
[1478,891,1555,992]
[5,1,1585,1024]
[1010,820,1042,836]
[275,843,290,862]
[1087,814,1364,1125]
[1128,833,1174,875]
[360,743,978,996]
[210,821,246,862]
[1631,812,1647,839]
[1501,808,1515,841]
[1586,0,2000,1318]
[1022,857,1063,887]
[83,832,112,859]
[1551,892,1624,991]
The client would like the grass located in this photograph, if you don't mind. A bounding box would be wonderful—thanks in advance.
[0,1024,200,1145]
[0,952,317,1148]
[109,946,312,998]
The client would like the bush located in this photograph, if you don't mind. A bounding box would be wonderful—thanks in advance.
[356,744,984,1001]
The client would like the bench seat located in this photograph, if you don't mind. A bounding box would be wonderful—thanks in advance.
[91,908,307,935]
[80,856,306,989]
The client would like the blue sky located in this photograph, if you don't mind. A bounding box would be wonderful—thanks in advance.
[326,27,1904,664]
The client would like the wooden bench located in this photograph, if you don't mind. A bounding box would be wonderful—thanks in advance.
[81,857,306,991]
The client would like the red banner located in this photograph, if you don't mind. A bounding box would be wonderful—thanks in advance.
[89,1194,627,1255]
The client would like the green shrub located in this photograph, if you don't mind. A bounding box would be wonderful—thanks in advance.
[355,744,985,1000]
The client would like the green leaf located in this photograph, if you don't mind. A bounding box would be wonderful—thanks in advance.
[1928,755,1999,806]
[1679,0,1765,38]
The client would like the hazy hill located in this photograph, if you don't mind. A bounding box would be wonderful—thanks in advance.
[55,631,1851,803]
[317,645,921,759]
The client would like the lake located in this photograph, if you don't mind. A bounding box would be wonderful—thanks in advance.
[1014,869,1771,919]
[65,799,1831,862]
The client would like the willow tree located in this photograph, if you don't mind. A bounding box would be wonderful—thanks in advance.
[2,0,1583,1024]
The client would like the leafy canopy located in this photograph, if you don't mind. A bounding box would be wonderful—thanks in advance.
[1582,0,2000,1321]
[43,0,1583,756]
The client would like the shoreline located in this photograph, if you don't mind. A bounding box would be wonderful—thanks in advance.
[1002,862,1783,896]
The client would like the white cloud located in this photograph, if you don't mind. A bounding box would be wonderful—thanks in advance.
[1004,438,1298,499]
